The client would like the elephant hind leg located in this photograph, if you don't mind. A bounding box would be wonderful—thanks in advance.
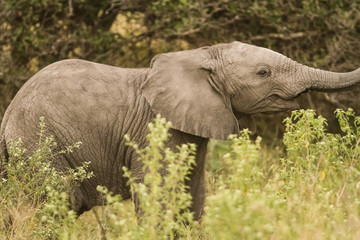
[69,186,92,216]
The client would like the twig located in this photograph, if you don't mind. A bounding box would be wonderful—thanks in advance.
[68,0,74,16]
[250,31,317,41]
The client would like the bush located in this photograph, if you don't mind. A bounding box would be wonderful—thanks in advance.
[94,115,199,239]
[204,109,360,239]
[2,110,360,239]
[0,117,93,239]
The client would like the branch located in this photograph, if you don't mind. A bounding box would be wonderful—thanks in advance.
[250,31,318,41]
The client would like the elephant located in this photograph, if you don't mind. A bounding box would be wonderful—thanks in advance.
[1,41,360,220]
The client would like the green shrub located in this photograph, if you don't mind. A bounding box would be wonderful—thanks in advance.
[94,115,199,239]
[204,131,280,239]
[2,110,360,239]
[0,117,93,239]
[204,109,360,240]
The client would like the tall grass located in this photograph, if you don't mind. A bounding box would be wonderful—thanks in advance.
[1,110,360,239]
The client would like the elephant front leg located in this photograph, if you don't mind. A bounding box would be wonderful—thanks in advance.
[186,152,206,221]
[187,171,206,220]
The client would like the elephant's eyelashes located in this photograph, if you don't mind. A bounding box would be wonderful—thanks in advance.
[256,68,271,77]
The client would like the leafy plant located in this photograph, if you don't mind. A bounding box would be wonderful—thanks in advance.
[2,110,360,239]
[204,109,360,239]
[94,115,199,239]
[0,117,93,239]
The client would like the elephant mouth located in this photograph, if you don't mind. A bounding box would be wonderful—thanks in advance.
[272,94,300,110]
[247,94,300,114]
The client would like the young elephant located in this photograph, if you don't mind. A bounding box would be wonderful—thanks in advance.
[1,41,359,219]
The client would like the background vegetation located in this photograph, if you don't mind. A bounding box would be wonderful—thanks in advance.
[1,0,360,134]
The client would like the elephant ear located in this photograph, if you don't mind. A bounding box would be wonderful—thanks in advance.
[141,48,239,140]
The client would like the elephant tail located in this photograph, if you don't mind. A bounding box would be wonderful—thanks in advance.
[0,121,8,179]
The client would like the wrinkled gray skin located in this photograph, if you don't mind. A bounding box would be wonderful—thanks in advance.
[1,41,360,219]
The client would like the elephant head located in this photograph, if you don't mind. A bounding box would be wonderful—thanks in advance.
[141,41,360,139]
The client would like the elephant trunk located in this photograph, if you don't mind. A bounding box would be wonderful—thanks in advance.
[299,64,360,91]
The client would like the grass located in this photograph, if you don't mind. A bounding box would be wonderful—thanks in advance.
[1,110,360,239]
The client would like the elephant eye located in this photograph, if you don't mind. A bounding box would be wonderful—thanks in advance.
[256,68,271,77]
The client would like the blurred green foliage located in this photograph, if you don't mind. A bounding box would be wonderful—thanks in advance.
[0,0,359,134]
